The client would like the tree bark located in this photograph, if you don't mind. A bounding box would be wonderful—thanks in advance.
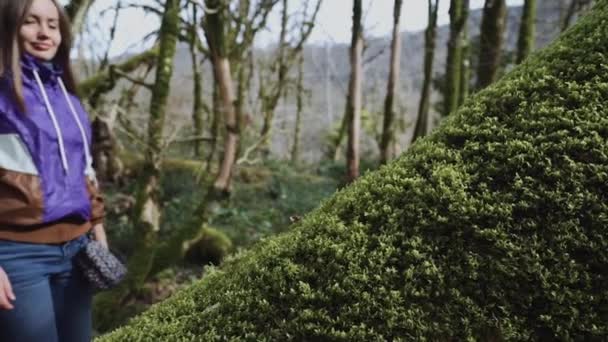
[211,57,237,194]
[331,102,350,161]
[444,0,469,117]
[411,0,439,144]
[476,0,507,89]
[346,0,363,183]
[516,0,537,64]
[204,0,238,194]
[459,22,470,106]
[189,3,205,157]
[291,53,305,163]
[206,81,221,172]
[379,0,402,165]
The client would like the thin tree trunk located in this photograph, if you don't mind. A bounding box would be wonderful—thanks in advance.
[411,0,439,144]
[212,56,238,194]
[561,0,579,31]
[206,81,220,172]
[444,0,469,117]
[291,53,304,163]
[331,103,349,161]
[189,3,204,157]
[380,0,402,165]
[516,0,536,64]
[204,0,238,195]
[476,0,507,89]
[259,0,289,153]
[346,0,363,183]
[459,22,470,106]
[235,63,248,158]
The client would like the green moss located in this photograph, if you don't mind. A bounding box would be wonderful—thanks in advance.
[184,226,233,266]
[98,2,608,340]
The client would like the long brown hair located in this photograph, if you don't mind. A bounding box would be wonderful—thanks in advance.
[0,0,78,113]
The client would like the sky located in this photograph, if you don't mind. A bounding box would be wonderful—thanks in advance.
[61,0,525,58]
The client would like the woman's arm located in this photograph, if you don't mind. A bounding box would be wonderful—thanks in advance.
[92,223,108,249]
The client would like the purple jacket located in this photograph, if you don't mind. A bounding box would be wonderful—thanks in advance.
[0,54,104,243]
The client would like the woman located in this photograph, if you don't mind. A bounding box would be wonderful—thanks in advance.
[0,0,107,341]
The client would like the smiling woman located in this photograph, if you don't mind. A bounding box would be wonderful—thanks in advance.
[19,0,62,61]
[0,0,108,341]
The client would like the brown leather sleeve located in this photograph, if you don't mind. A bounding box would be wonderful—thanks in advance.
[0,168,44,225]
[86,179,105,225]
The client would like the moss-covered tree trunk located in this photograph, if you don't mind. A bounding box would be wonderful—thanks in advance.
[125,0,179,295]
[93,0,179,332]
[346,0,363,183]
[64,0,95,37]
[78,48,158,107]
[379,0,402,165]
[476,0,507,89]
[189,3,205,157]
[516,0,537,64]
[411,0,439,144]
[444,0,469,117]
[291,52,304,163]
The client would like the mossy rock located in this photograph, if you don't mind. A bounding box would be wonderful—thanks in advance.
[237,166,273,184]
[183,226,233,266]
[98,2,608,341]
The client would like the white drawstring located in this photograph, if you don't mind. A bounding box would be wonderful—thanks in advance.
[57,78,93,172]
[33,69,69,173]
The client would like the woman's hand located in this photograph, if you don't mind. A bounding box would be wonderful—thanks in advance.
[0,267,15,310]
[92,223,109,249]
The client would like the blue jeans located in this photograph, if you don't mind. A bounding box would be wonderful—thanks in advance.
[0,234,93,342]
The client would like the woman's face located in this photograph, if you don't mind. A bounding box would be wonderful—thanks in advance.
[19,0,62,61]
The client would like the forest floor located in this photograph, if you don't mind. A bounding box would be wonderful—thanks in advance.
[99,158,361,322]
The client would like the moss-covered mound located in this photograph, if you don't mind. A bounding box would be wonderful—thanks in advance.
[99,2,608,340]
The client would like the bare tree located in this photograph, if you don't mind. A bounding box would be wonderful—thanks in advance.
[379,0,403,165]
[258,0,323,155]
[411,0,439,144]
[346,0,363,182]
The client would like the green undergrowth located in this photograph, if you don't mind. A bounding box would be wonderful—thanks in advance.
[103,160,341,258]
[99,2,608,340]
